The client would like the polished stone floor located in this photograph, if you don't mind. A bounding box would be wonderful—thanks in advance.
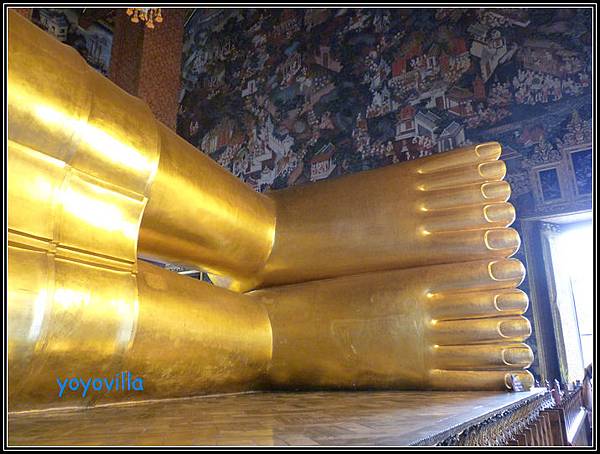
[9,389,542,446]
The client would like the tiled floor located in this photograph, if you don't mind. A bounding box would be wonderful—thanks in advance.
[9,389,543,446]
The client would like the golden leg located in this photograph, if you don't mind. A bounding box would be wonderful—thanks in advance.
[8,11,521,293]
[8,10,276,293]
[8,245,271,411]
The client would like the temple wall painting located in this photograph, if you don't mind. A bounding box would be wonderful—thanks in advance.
[31,8,113,75]
[177,8,593,382]
[177,8,592,220]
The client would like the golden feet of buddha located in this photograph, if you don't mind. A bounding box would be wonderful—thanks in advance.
[8,5,535,410]
[424,258,533,390]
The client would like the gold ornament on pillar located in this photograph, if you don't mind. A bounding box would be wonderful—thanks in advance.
[126,7,163,29]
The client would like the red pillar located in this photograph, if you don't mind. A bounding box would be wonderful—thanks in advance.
[109,8,186,129]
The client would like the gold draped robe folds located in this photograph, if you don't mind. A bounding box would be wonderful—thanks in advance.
[7,10,533,411]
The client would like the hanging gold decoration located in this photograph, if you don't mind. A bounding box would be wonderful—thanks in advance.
[126,8,163,29]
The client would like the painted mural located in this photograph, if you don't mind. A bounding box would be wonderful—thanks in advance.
[178,7,592,220]
[32,8,113,75]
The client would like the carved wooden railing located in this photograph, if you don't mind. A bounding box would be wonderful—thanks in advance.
[506,387,590,446]
[436,386,591,446]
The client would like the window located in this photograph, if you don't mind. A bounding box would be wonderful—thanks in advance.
[545,220,593,382]
[557,222,593,370]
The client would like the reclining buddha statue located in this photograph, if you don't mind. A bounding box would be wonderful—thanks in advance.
[7,10,533,411]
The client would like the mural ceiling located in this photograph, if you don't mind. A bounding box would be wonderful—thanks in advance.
[178,8,592,219]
